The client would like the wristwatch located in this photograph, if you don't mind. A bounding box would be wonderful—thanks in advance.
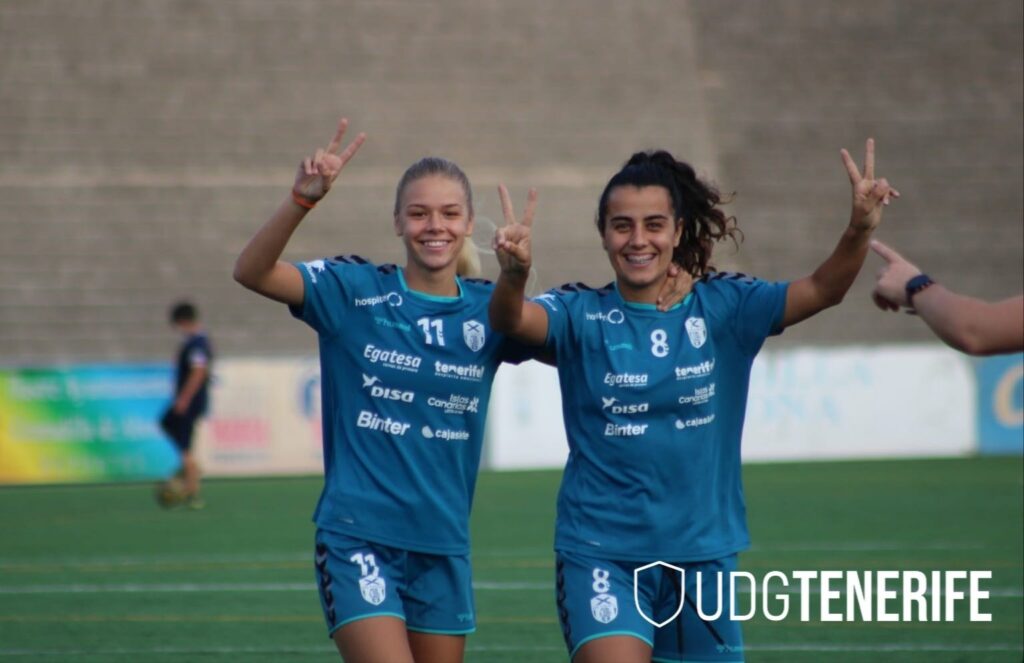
[904,273,935,307]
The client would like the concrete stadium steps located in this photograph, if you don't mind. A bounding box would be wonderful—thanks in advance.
[0,0,1020,360]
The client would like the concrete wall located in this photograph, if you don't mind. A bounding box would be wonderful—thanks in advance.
[1,0,1021,362]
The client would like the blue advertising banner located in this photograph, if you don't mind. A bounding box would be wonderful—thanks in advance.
[975,353,1024,455]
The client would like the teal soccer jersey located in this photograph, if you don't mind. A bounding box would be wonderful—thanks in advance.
[291,256,530,555]
[536,273,788,562]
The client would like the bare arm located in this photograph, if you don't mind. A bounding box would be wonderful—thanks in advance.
[489,185,549,346]
[783,139,898,328]
[233,118,366,306]
[871,240,1024,355]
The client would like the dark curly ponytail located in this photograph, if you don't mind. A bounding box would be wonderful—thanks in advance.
[596,150,740,276]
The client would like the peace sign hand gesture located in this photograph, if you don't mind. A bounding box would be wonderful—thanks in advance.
[840,138,900,232]
[493,185,538,278]
[293,118,366,204]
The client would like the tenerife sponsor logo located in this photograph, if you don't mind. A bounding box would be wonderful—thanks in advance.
[585,308,625,324]
[420,425,471,441]
[361,374,415,403]
[354,291,403,308]
[675,358,715,380]
[428,394,480,415]
[434,360,485,382]
[605,341,634,352]
[363,344,422,373]
[604,422,649,437]
[601,397,649,415]
[678,383,716,406]
[675,413,715,430]
[603,372,648,388]
[356,410,411,436]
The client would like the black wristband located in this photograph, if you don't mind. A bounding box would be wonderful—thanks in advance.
[905,273,935,306]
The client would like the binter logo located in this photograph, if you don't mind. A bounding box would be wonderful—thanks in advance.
[604,422,649,437]
[603,372,648,388]
[675,359,715,380]
[362,374,415,403]
[602,397,649,414]
[354,291,403,308]
[364,344,422,373]
[356,410,411,436]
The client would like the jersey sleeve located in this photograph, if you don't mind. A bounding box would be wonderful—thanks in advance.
[187,338,211,367]
[288,258,354,337]
[531,286,579,362]
[706,273,789,356]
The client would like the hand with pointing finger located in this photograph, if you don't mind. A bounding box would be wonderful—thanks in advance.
[840,138,900,232]
[870,239,923,311]
[493,184,538,278]
[293,118,366,205]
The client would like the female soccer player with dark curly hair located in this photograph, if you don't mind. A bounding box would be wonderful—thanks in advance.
[489,140,896,663]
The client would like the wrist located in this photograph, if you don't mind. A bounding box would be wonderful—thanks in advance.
[291,189,319,210]
[904,273,934,307]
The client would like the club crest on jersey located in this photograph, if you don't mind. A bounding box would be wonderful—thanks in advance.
[591,593,619,624]
[634,562,685,627]
[463,320,486,352]
[685,317,707,348]
[359,576,386,606]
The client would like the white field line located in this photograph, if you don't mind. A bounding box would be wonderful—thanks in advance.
[0,643,1020,657]
[0,581,1020,597]
[0,540,999,569]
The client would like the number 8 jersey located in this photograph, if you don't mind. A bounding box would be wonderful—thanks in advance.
[536,273,788,562]
[291,256,533,556]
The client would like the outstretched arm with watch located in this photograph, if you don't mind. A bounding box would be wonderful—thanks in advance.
[871,240,1023,356]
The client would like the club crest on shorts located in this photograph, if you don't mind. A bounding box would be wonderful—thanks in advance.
[591,593,619,624]
[685,317,707,348]
[463,320,485,352]
[359,575,386,606]
[634,561,686,628]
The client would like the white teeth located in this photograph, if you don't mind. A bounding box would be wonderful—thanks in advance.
[625,255,654,265]
[424,241,449,248]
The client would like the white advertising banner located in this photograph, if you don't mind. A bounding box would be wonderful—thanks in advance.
[195,345,975,476]
[485,345,975,469]
[742,345,975,461]
[195,358,324,477]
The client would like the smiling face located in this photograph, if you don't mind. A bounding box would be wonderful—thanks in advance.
[601,185,683,303]
[394,174,474,279]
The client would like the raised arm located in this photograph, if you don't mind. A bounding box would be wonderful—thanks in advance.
[782,139,899,328]
[870,240,1024,355]
[489,185,549,346]
[233,118,365,306]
